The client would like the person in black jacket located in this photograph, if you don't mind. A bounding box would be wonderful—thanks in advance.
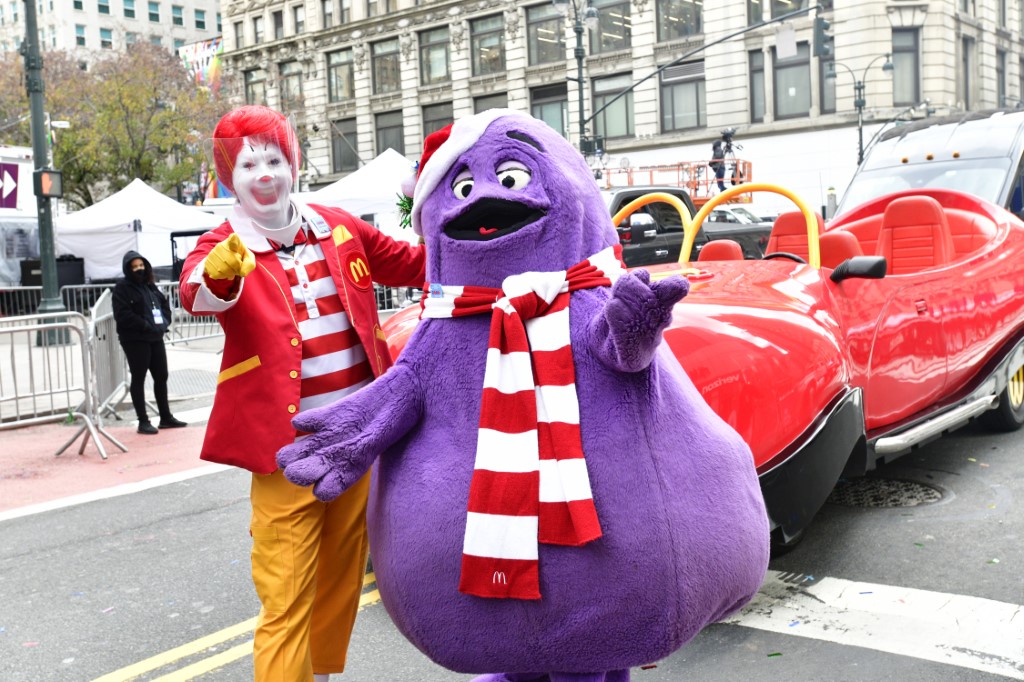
[112,250,186,434]
[709,139,727,192]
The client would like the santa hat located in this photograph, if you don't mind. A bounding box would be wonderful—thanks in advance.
[402,108,531,235]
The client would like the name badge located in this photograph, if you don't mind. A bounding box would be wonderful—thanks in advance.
[152,306,164,325]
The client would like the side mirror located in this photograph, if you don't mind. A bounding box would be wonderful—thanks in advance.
[624,213,657,243]
[830,256,887,283]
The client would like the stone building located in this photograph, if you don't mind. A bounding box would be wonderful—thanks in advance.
[218,0,1022,208]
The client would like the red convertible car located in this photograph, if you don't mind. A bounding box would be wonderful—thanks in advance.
[383,188,1024,549]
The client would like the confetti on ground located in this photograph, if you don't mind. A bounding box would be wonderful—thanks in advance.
[968,457,977,462]
[22,642,38,647]
[804,575,814,582]
[231,559,240,565]
[767,652,783,658]
[788,620,800,627]
[989,504,997,509]
[640,664,657,670]
[988,558,1000,564]
[62,658,75,664]
[860,591,873,595]
[70,592,84,597]
[914,542,924,547]
[102,607,115,614]
[979,463,989,468]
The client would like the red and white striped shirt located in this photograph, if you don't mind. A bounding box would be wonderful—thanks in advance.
[276,227,372,417]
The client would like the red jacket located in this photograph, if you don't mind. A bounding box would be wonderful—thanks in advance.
[180,201,425,473]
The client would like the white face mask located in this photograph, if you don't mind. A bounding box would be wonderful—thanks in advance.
[232,140,293,229]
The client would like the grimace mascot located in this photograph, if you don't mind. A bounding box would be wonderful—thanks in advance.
[277,109,770,682]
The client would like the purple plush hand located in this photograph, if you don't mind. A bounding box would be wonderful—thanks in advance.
[589,270,689,373]
[276,363,423,501]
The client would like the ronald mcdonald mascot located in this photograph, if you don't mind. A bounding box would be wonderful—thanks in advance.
[277,109,769,681]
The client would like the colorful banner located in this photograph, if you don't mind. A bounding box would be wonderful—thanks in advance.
[0,163,19,210]
[178,37,224,94]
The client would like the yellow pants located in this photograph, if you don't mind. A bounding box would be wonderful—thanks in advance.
[249,469,371,681]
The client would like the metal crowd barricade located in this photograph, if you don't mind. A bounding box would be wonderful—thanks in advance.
[0,311,126,459]
[157,282,224,346]
[0,285,42,318]
[89,290,134,421]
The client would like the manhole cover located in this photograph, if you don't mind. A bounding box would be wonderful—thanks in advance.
[828,478,942,508]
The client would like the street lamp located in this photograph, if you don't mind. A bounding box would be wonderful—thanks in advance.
[552,0,599,155]
[826,53,895,165]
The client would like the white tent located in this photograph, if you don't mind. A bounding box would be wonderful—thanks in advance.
[297,148,417,244]
[55,178,221,281]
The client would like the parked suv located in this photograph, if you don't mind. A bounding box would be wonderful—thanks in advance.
[602,186,772,267]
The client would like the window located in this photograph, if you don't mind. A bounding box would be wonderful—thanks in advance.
[747,0,762,24]
[173,38,184,48]
[73,0,82,9]
[234,21,243,48]
[253,16,264,43]
[660,61,705,131]
[961,36,973,109]
[422,102,454,136]
[998,0,1007,26]
[216,12,220,31]
[147,1,158,21]
[527,4,565,66]
[75,24,85,45]
[772,42,810,119]
[279,61,303,109]
[997,49,1007,107]
[126,31,137,44]
[10,1,16,20]
[340,0,349,22]
[657,0,700,41]
[331,118,359,172]
[591,0,630,53]
[321,0,333,28]
[195,8,205,29]
[749,49,765,122]
[475,93,508,112]
[471,15,505,76]
[820,56,835,114]
[530,83,568,137]
[593,73,634,139]
[293,5,304,32]
[372,39,401,94]
[327,49,354,102]
[891,29,919,107]
[375,111,404,155]
[770,0,812,16]
[124,0,134,17]
[100,27,112,47]
[959,0,973,14]
[171,4,182,25]
[273,10,283,39]
[149,34,161,45]
[244,68,267,105]
[419,27,450,85]
[98,0,109,14]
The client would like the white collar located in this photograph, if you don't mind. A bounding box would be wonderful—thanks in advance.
[229,199,319,253]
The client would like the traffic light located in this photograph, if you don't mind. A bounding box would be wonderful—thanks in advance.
[813,16,833,58]
[33,168,63,198]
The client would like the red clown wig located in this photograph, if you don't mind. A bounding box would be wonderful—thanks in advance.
[212,105,300,195]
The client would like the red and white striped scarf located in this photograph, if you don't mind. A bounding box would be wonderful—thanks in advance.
[420,245,625,599]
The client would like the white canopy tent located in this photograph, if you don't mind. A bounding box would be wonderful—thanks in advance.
[297,148,417,244]
[55,178,221,281]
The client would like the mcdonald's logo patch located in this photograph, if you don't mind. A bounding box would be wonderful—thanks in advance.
[345,251,372,290]
[492,571,507,585]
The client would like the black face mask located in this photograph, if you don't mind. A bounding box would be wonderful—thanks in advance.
[131,269,146,283]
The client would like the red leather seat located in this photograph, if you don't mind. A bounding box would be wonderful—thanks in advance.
[819,230,863,269]
[697,239,744,261]
[766,211,825,262]
[878,196,956,274]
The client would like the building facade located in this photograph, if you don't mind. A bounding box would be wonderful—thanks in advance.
[0,0,222,67]
[217,0,1024,209]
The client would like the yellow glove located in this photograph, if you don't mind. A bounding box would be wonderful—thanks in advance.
[204,233,256,280]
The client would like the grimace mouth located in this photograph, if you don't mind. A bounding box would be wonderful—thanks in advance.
[444,198,546,241]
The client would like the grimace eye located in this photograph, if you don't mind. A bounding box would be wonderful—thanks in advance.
[496,164,531,191]
[451,172,474,200]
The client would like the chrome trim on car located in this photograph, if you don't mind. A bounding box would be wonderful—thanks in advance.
[873,395,998,455]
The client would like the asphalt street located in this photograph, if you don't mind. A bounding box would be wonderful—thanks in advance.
[1,418,1022,681]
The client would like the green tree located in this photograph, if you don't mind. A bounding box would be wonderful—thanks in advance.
[0,44,230,209]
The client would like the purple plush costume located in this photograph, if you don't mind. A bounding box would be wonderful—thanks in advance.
[278,110,769,682]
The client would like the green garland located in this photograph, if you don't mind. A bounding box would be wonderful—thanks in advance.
[396,192,414,229]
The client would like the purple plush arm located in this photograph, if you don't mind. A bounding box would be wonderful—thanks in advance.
[276,362,423,501]
[589,270,689,373]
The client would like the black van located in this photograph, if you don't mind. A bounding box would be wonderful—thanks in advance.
[837,109,1024,218]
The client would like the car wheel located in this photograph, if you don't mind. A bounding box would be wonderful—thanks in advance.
[982,361,1024,432]
[769,527,805,557]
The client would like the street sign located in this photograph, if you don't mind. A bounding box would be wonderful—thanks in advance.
[0,163,18,208]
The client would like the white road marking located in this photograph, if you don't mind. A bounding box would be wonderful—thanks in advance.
[0,464,231,523]
[726,570,1024,679]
